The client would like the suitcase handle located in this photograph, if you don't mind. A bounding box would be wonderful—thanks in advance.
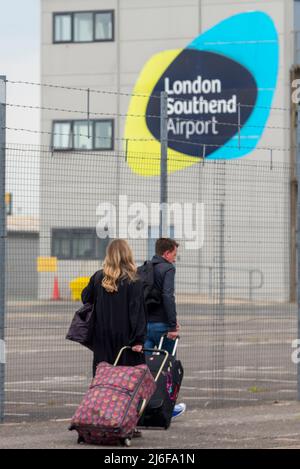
[158,334,180,356]
[114,346,169,382]
[113,346,169,416]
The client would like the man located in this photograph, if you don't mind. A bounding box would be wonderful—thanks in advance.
[144,237,186,419]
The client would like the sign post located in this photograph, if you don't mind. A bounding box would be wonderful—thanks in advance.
[297,105,300,401]
[159,91,168,238]
[0,76,6,423]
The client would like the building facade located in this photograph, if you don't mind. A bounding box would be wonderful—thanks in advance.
[40,0,295,301]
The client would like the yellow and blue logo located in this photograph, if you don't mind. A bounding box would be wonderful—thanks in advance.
[124,11,279,176]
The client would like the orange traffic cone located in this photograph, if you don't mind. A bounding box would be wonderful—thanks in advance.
[52,276,60,301]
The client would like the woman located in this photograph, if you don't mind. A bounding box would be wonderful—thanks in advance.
[81,239,146,377]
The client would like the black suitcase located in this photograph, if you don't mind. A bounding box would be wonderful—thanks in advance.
[138,336,184,429]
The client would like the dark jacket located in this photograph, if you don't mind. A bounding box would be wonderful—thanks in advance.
[81,270,146,371]
[147,255,177,332]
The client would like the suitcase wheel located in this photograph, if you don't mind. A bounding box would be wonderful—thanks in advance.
[121,437,132,447]
[77,435,85,444]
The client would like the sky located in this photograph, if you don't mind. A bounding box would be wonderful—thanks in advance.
[0,0,40,215]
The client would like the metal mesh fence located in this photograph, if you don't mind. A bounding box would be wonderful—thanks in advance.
[2,143,297,422]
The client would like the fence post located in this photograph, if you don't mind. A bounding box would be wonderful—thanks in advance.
[219,203,225,306]
[0,76,6,423]
[159,91,168,238]
[297,104,300,401]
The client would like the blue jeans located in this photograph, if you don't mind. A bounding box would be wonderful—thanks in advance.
[144,322,176,356]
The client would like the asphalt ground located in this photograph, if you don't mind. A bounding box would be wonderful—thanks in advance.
[1,401,300,449]
[2,301,298,423]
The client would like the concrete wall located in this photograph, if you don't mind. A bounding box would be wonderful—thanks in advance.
[6,233,39,300]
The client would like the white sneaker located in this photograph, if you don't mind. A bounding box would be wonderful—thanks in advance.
[172,402,186,419]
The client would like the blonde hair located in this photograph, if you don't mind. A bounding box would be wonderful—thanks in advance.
[101,239,137,293]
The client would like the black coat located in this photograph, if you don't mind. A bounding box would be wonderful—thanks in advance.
[81,270,146,373]
[147,255,177,331]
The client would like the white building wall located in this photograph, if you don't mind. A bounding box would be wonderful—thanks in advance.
[40,0,294,302]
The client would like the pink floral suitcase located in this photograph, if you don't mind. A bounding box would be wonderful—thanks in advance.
[69,347,157,446]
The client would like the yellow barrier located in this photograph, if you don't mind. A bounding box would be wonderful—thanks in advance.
[69,277,90,301]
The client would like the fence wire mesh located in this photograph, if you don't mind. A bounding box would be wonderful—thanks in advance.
[2,143,297,422]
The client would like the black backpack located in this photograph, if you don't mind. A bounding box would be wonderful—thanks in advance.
[137,261,162,307]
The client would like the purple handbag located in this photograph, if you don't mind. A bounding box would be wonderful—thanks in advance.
[66,271,102,351]
[66,302,95,350]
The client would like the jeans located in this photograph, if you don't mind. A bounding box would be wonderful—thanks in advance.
[144,322,176,356]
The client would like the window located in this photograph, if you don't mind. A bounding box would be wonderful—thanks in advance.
[73,121,93,150]
[52,120,114,151]
[54,14,72,42]
[94,121,113,149]
[74,13,93,42]
[52,229,110,260]
[53,122,72,150]
[95,12,113,40]
[53,11,114,43]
